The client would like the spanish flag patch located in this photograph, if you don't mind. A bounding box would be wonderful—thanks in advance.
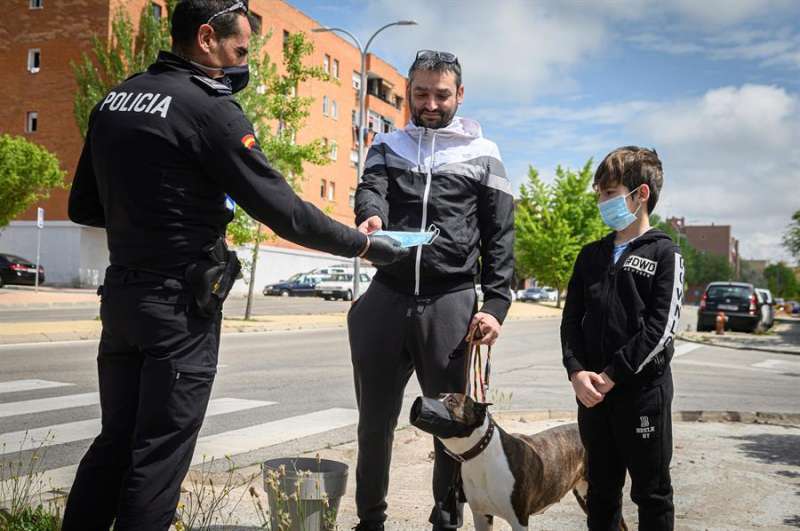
[241,133,256,150]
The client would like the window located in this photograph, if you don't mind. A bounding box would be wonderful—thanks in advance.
[150,2,161,20]
[352,71,361,90]
[332,59,340,79]
[320,179,327,199]
[327,181,335,201]
[322,96,329,116]
[323,54,330,74]
[29,0,43,8]
[382,118,395,134]
[350,149,359,166]
[349,188,356,208]
[330,141,338,160]
[250,12,262,34]
[26,112,38,133]
[331,100,338,120]
[351,109,358,126]
[27,49,41,73]
[282,30,290,51]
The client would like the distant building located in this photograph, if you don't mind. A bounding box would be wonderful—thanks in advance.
[0,0,409,288]
[668,217,740,278]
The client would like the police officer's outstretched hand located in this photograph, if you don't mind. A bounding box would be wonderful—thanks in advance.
[362,234,411,266]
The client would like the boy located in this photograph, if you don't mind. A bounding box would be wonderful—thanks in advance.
[561,146,684,530]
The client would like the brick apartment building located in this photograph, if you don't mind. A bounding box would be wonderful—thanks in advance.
[668,217,742,302]
[0,0,409,288]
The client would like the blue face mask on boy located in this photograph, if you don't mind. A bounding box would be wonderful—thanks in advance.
[598,186,642,231]
[374,225,440,248]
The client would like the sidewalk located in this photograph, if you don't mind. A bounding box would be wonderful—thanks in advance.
[0,301,563,345]
[0,285,99,308]
[174,410,800,530]
[679,318,800,355]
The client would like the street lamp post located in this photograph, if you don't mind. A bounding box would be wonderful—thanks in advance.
[313,20,417,299]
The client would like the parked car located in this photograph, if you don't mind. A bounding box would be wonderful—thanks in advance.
[315,273,372,301]
[697,282,761,333]
[540,287,558,302]
[786,301,800,315]
[262,273,325,297]
[475,285,516,302]
[755,288,775,329]
[0,254,44,288]
[518,287,547,302]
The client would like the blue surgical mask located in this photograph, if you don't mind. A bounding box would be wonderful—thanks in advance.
[598,186,642,231]
[374,225,440,248]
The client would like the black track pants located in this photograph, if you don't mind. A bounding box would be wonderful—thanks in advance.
[578,370,675,531]
[348,280,475,528]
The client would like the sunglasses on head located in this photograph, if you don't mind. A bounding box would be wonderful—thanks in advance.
[207,1,247,24]
[415,49,459,64]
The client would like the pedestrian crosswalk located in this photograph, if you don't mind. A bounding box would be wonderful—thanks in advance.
[0,378,358,494]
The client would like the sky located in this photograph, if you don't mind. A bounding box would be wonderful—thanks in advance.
[290,0,800,262]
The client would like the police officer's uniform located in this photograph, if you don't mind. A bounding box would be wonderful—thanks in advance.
[62,51,374,530]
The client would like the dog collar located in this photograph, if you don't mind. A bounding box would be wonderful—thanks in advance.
[444,417,495,463]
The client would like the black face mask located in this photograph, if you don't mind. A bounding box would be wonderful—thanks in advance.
[190,61,250,94]
[219,64,249,94]
[410,396,476,439]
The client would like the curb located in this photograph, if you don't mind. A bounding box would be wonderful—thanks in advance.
[489,408,800,427]
[676,334,800,356]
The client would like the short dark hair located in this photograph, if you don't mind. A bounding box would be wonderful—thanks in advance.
[171,0,248,53]
[593,146,664,213]
[408,54,462,88]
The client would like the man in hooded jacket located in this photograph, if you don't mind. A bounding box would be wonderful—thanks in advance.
[348,50,515,530]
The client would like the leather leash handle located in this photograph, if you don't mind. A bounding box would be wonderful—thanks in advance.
[464,327,492,402]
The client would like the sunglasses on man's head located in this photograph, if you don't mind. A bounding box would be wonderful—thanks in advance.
[415,49,459,64]
[207,1,247,24]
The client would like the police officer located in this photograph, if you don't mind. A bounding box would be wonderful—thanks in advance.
[62,1,407,529]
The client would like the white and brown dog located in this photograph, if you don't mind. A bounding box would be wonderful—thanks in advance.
[411,393,627,531]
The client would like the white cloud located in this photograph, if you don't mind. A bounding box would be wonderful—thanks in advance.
[635,84,799,260]
[479,85,799,261]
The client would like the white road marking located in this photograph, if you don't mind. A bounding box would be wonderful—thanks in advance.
[752,359,800,371]
[673,359,796,375]
[673,342,703,358]
[29,407,359,492]
[0,380,73,394]
[0,398,275,455]
[0,392,99,418]
[192,408,358,464]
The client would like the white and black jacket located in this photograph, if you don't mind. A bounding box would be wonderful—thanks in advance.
[561,229,685,385]
[356,117,515,323]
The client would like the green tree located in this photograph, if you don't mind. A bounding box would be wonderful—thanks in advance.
[764,262,799,298]
[690,251,733,286]
[783,210,800,264]
[72,3,173,137]
[228,30,334,319]
[515,161,606,308]
[0,135,66,228]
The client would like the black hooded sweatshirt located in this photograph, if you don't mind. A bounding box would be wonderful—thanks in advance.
[561,228,685,386]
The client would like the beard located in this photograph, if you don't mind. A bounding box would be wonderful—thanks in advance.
[410,103,458,130]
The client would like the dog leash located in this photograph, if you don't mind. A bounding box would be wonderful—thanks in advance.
[464,327,492,403]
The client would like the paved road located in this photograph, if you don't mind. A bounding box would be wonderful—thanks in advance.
[0,295,351,322]
[0,317,797,487]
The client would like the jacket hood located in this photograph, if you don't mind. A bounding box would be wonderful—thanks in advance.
[403,116,483,140]
[602,228,673,248]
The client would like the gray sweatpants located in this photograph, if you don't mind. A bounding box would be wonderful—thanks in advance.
[348,279,476,527]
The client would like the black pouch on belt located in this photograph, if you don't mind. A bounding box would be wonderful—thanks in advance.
[185,239,242,318]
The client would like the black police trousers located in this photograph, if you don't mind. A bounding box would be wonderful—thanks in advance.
[348,280,476,529]
[578,368,675,531]
[62,267,221,531]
